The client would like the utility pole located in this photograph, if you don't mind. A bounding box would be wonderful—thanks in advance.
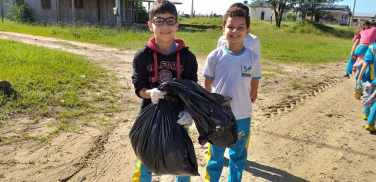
[350,0,356,26]
[71,0,75,24]
[191,0,193,18]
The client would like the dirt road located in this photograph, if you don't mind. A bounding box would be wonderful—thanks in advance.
[0,31,375,182]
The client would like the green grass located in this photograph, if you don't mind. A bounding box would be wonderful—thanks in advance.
[0,39,121,143]
[0,19,354,62]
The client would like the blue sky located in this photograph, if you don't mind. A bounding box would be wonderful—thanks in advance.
[163,0,376,16]
[337,0,376,14]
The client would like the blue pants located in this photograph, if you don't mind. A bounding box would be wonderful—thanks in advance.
[346,45,369,75]
[366,103,376,125]
[364,106,371,115]
[132,160,190,182]
[205,118,251,182]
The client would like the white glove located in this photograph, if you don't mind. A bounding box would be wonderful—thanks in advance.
[150,88,166,104]
[177,109,193,128]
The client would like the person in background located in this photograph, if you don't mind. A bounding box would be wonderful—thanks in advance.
[343,20,376,79]
[202,3,262,182]
[357,42,376,133]
[131,0,197,181]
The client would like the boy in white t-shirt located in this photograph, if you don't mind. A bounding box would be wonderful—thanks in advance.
[202,3,262,182]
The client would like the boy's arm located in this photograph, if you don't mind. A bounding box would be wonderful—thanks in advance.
[132,50,153,99]
[253,36,261,57]
[357,63,369,86]
[182,52,198,82]
[250,79,259,103]
[358,46,375,85]
[204,78,214,92]
[350,38,360,59]
[139,88,152,99]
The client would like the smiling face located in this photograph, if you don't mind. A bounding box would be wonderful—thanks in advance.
[222,16,249,47]
[147,13,179,44]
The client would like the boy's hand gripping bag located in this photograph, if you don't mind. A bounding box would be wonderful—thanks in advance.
[159,79,238,148]
[129,99,199,176]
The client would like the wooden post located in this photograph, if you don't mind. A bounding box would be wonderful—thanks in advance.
[71,0,75,24]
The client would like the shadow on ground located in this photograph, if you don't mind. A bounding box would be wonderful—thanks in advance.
[223,158,310,182]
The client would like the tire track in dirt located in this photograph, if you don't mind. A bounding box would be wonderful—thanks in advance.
[59,125,116,182]
[262,76,343,118]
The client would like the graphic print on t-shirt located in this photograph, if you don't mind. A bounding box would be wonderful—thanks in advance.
[241,65,252,77]
[158,69,173,84]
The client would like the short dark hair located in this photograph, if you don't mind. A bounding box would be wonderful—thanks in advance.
[149,0,178,21]
[223,3,250,28]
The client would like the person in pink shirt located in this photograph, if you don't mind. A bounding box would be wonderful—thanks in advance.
[343,20,376,79]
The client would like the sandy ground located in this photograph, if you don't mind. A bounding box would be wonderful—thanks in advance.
[0,31,375,182]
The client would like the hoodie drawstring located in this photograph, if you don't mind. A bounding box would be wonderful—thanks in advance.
[177,52,181,79]
[153,52,158,83]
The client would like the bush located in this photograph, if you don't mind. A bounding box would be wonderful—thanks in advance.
[285,13,297,22]
[5,3,33,23]
[288,20,354,39]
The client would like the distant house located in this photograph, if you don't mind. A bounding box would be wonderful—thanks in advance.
[247,0,275,21]
[352,12,376,25]
[0,0,182,25]
[306,5,351,25]
[246,0,295,21]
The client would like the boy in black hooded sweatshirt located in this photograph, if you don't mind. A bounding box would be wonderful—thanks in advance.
[131,0,198,181]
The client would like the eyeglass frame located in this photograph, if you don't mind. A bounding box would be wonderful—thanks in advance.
[151,17,178,26]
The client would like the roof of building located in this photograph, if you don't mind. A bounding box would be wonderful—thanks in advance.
[249,1,272,8]
[141,0,182,4]
[354,12,376,18]
[318,4,349,10]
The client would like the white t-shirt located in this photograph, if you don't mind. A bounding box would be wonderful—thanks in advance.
[217,33,261,57]
[203,46,262,120]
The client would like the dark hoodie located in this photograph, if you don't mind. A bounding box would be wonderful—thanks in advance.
[132,37,198,109]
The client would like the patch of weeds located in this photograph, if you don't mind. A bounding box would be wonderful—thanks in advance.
[291,82,302,89]
[262,73,276,79]
[20,132,39,141]
[81,120,90,126]
[93,93,106,101]
[0,173,4,178]
[0,136,14,144]
[271,69,287,74]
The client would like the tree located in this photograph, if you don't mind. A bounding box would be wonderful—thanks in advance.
[134,1,148,23]
[4,3,32,23]
[296,0,336,21]
[254,0,293,27]
[321,11,337,24]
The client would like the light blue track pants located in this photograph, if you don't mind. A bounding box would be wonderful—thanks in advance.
[205,118,251,182]
[366,102,376,126]
[345,45,369,75]
[132,160,190,182]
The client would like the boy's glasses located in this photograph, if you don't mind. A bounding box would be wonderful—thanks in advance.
[152,18,177,26]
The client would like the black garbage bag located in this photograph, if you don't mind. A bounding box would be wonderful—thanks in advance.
[159,79,238,148]
[129,99,199,176]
